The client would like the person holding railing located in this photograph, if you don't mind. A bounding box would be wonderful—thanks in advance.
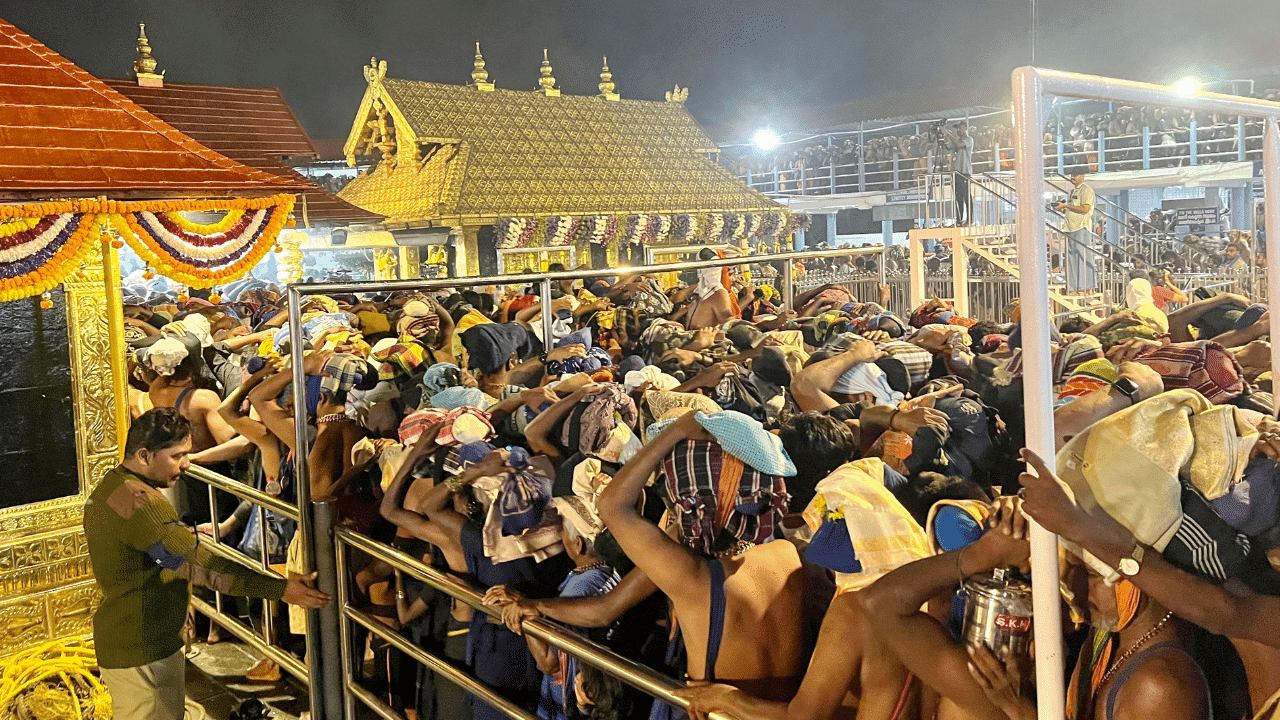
[943,121,974,227]
[1056,169,1097,295]
[85,408,330,720]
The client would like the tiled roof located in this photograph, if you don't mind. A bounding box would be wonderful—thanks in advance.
[101,79,319,160]
[103,78,382,225]
[337,72,781,226]
[0,16,305,199]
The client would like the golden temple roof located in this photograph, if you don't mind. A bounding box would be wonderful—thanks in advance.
[338,59,780,228]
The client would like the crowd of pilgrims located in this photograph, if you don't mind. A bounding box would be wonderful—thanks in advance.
[120,247,1280,720]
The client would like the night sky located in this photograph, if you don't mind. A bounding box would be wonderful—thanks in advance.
[2,0,1276,143]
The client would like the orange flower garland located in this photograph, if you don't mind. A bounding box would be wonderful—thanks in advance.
[0,194,297,300]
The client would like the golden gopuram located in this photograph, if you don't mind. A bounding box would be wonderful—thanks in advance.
[336,47,793,276]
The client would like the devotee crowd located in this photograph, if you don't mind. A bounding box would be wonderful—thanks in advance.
[722,92,1280,195]
[117,245,1280,720]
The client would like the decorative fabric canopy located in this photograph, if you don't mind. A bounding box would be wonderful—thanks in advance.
[0,194,296,300]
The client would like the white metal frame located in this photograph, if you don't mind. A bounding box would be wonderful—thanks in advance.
[1012,66,1280,720]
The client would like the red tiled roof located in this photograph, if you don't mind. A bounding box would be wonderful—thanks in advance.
[101,79,319,161]
[0,16,306,199]
[103,79,383,225]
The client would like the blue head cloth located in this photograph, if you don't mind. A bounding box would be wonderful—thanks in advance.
[431,385,490,411]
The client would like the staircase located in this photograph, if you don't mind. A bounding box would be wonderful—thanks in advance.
[908,222,1108,320]
[961,228,1107,318]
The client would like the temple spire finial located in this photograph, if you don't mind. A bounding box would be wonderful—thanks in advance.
[471,42,494,90]
[598,56,618,101]
[537,48,559,96]
[133,22,164,87]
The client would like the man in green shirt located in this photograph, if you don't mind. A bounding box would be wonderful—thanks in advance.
[85,408,329,720]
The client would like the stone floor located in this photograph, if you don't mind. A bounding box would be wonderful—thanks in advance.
[184,640,310,720]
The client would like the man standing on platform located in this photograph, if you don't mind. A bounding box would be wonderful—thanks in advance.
[945,120,975,225]
[1056,169,1096,293]
[84,408,330,720]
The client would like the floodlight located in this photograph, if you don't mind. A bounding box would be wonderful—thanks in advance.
[753,129,780,151]
[1175,77,1198,97]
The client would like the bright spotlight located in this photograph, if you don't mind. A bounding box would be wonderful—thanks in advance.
[753,129,780,151]
[1174,77,1198,97]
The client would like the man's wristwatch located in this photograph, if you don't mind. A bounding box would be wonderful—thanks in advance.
[1118,543,1145,577]
[1112,377,1143,406]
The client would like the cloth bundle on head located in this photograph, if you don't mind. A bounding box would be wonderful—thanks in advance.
[1055,358,1119,409]
[643,390,722,424]
[802,311,849,348]
[752,346,806,389]
[443,440,497,476]
[659,438,790,557]
[398,406,494,447]
[832,362,905,406]
[638,319,694,360]
[161,314,213,348]
[320,330,371,358]
[924,499,992,556]
[874,340,932,388]
[300,295,339,315]
[548,328,613,375]
[1097,319,1163,349]
[319,353,365,395]
[471,447,562,562]
[623,365,679,393]
[550,495,604,543]
[398,301,441,342]
[429,385,492,411]
[1211,455,1280,537]
[559,384,639,461]
[421,362,464,396]
[303,313,353,343]
[139,337,189,376]
[1055,388,1258,582]
[693,410,797,476]
[996,334,1104,388]
[801,457,929,592]
[371,339,428,378]
[1134,340,1245,405]
[462,322,531,376]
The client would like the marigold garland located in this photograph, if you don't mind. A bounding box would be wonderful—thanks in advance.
[0,194,297,300]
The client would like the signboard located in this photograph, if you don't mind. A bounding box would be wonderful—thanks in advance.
[1173,207,1221,226]
[885,187,925,204]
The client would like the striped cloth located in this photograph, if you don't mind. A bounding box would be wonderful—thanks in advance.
[1134,340,1245,404]
[319,353,364,395]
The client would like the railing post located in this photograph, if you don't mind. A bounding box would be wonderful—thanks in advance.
[286,286,327,720]
[952,236,970,318]
[1056,128,1065,175]
[1239,115,1247,162]
[1097,130,1106,172]
[782,257,795,312]
[909,231,925,309]
[892,157,900,190]
[745,168,752,188]
[312,499,345,720]
[772,164,779,193]
[858,124,867,192]
[829,163,836,193]
[800,166,807,194]
[540,278,554,346]
[1142,127,1151,169]
[1189,119,1198,165]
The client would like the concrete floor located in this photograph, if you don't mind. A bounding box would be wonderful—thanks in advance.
[184,640,310,720]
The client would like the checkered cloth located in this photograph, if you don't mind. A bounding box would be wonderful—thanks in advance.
[372,340,428,378]
[660,439,790,557]
[398,406,494,447]
[319,353,364,395]
[429,385,492,411]
[695,410,796,477]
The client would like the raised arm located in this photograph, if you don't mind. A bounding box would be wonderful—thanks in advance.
[1020,448,1280,645]
[789,339,879,412]
[857,503,1028,720]
[596,412,708,609]
[247,368,297,452]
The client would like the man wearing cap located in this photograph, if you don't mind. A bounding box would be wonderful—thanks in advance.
[1056,170,1097,294]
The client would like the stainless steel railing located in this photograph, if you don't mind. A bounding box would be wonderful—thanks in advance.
[183,465,308,683]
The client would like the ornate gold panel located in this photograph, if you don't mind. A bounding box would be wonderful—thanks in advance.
[0,244,123,657]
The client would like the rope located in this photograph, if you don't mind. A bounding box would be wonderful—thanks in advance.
[0,636,110,720]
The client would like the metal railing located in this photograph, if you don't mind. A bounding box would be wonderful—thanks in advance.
[279,246,888,719]
[182,465,309,684]
[730,115,1269,197]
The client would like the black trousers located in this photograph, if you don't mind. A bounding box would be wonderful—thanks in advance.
[954,173,971,224]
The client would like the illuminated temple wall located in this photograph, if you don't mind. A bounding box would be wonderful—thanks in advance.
[0,248,124,657]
